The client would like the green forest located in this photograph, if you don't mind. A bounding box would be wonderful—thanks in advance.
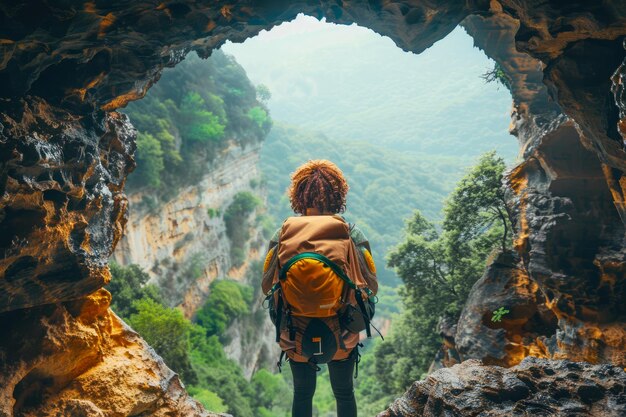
[121,50,271,203]
[260,123,471,285]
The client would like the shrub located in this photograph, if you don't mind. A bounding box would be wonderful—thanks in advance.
[196,280,252,337]
[131,132,164,188]
[247,106,269,129]
[106,262,165,319]
[128,298,197,384]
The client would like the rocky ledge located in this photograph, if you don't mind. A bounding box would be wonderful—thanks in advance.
[379,357,626,417]
[0,288,227,417]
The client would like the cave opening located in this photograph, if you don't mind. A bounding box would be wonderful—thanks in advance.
[1,2,625,417]
[108,12,535,417]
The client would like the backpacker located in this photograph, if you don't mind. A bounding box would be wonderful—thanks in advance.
[263,215,378,366]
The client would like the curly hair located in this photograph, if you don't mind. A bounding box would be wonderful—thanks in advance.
[288,160,349,215]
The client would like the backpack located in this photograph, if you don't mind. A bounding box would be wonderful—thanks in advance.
[263,215,378,366]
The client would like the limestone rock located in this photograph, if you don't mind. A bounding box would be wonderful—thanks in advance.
[0,98,134,312]
[378,357,626,417]
[0,289,226,417]
[455,252,557,367]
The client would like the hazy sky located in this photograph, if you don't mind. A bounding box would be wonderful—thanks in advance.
[221,14,518,159]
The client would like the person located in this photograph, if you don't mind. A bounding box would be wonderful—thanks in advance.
[261,159,378,417]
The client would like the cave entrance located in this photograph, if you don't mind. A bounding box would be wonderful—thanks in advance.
[108,12,532,417]
[114,13,521,290]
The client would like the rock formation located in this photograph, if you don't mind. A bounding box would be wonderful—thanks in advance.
[378,357,626,417]
[0,288,224,417]
[113,141,265,316]
[1,0,625,416]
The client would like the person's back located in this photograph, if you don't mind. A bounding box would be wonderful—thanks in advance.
[261,159,378,417]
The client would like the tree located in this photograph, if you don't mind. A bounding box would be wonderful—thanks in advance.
[132,132,164,188]
[179,91,226,143]
[247,106,269,129]
[128,298,197,384]
[374,151,511,393]
[187,387,228,413]
[106,262,165,319]
[224,191,261,266]
[256,84,272,103]
[481,62,512,91]
[443,151,511,253]
[195,280,252,336]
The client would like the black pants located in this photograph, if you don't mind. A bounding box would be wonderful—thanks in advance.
[289,352,357,417]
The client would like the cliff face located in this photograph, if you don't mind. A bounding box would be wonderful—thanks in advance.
[1,1,626,416]
[112,138,279,377]
[113,141,264,316]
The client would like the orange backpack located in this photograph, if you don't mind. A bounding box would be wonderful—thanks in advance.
[263,215,378,365]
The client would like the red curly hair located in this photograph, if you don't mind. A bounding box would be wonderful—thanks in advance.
[288,160,349,215]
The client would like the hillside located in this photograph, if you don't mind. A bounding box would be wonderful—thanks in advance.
[222,17,519,158]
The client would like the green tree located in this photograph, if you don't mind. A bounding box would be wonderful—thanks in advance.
[247,106,269,129]
[256,84,272,102]
[187,387,228,413]
[443,151,511,253]
[128,298,197,384]
[132,132,164,188]
[195,280,252,337]
[179,91,226,143]
[374,151,511,394]
[224,191,261,266]
[251,369,290,411]
[106,262,165,319]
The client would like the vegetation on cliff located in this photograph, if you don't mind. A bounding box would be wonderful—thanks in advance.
[106,265,289,416]
[122,50,271,198]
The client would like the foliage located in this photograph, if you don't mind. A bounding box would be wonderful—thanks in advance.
[179,92,226,143]
[492,307,510,322]
[207,207,220,219]
[481,62,512,91]
[369,151,511,396]
[129,132,165,189]
[188,328,256,417]
[224,191,262,266]
[247,106,270,129]
[196,279,252,337]
[443,151,511,253]
[122,50,271,195]
[106,262,165,319]
[256,83,272,102]
[187,387,228,412]
[127,298,197,384]
[251,369,291,411]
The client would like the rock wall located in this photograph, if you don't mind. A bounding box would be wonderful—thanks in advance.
[378,357,626,417]
[0,288,224,417]
[113,140,264,316]
[112,138,280,377]
[1,1,625,416]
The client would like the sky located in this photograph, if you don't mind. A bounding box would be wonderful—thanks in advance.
[221,14,519,160]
